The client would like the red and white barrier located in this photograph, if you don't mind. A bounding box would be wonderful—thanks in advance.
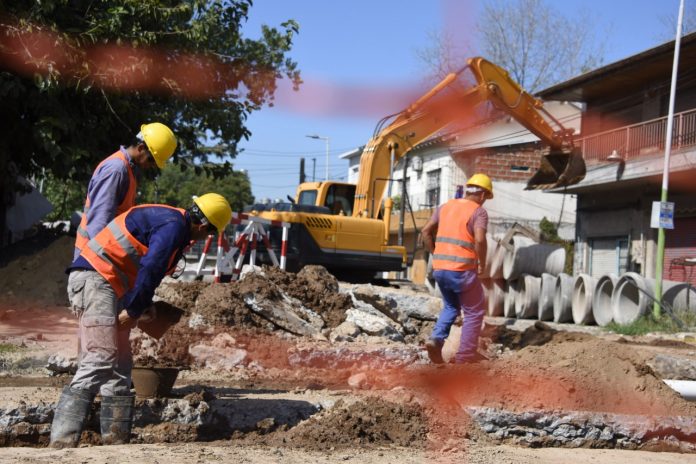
[187,212,290,281]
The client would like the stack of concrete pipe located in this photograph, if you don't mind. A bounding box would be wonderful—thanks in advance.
[479,231,696,328]
[482,233,566,322]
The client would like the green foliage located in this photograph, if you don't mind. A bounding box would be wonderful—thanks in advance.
[41,172,86,221]
[539,216,558,241]
[0,0,301,200]
[139,164,254,212]
[0,344,19,354]
[539,216,574,274]
[604,314,688,336]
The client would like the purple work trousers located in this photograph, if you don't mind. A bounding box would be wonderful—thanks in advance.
[430,269,486,363]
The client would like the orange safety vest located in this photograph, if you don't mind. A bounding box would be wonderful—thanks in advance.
[432,199,480,272]
[79,205,185,298]
[74,151,137,256]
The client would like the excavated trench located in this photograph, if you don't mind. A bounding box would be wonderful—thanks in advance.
[1,236,696,452]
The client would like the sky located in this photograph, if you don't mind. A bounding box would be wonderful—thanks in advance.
[235,0,686,202]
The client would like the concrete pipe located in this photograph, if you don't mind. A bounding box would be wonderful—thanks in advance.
[487,237,505,280]
[572,274,597,325]
[486,279,505,317]
[592,274,618,327]
[502,236,566,280]
[481,235,497,279]
[515,274,541,319]
[613,273,696,325]
[504,279,519,318]
[662,283,696,313]
[663,379,696,401]
[538,273,556,321]
[553,273,574,323]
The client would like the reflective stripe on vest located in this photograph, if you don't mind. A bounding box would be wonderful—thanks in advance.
[432,199,480,272]
[75,151,137,255]
[80,205,185,298]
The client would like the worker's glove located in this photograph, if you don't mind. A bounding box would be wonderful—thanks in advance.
[139,305,157,324]
[117,310,137,331]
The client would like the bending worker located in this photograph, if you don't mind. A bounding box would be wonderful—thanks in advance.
[51,193,232,448]
[421,173,492,364]
[73,122,177,260]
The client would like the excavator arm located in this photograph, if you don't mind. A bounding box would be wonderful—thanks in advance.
[352,56,586,219]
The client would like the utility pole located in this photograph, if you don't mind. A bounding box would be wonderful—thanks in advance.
[312,158,316,182]
[654,0,685,318]
[306,134,330,180]
[299,157,306,184]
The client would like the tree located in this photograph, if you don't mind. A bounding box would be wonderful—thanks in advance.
[0,0,300,242]
[419,0,604,92]
[138,165,254,212]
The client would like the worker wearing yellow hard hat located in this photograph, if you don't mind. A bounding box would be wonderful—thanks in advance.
[420,172,492,365]
[54,192,231,448]
[73,122,177,261]
[192,193,234,233]
[465,173,494,199]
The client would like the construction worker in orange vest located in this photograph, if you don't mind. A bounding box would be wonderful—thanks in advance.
[73,122,177,261]
[51,193,232,448]
[420,173,492,364]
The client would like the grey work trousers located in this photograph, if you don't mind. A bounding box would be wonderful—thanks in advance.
[67,270,132,396]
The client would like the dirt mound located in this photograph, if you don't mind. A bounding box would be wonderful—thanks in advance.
[257,265,353,328]
[0,233,72,307]
[277,397,428,449]
[405,334,696,419]
[156,266,352,333]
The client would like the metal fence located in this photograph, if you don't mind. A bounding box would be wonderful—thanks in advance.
[576,108,696,163]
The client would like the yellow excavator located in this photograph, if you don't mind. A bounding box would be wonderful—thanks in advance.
[244,57,586,279]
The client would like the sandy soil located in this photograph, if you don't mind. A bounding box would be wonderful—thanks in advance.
[4,441,696,464]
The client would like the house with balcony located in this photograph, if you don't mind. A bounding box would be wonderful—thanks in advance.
[539,31,696,283]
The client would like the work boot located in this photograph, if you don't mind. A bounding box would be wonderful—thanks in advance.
[100,394,135,445]
[50,386,94,448]
[453,350,489,365]
[425,339,445,364]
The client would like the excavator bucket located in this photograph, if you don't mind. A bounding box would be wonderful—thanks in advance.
[525,148,586,190]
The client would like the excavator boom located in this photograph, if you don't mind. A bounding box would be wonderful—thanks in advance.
[352,57,586,218]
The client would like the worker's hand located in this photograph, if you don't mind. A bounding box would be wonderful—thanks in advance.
[139,306,157,324]
[117,310,137,331]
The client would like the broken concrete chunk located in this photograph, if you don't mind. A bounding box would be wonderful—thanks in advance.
[345,307,404,342]
[45,355,77,376]
[243,292,324,337]
[329,321,360,343]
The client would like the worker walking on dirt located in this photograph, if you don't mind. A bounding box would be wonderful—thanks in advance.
[73,122,177,261]
[50,193,232,448]
[420,173,492,364]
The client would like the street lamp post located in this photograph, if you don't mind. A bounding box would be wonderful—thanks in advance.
[306,134,330,180]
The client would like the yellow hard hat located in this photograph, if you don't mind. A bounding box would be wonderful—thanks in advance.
[139,122,177,169]
[466,173,494,199]
[193,193,232,232]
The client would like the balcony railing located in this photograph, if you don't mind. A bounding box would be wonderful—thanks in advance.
[575,107,696,164]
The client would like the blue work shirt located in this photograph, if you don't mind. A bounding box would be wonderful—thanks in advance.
[69,206,192,318]
[73,147,140,261]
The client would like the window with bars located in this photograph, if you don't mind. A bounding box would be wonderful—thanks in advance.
[426,169,441,208]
